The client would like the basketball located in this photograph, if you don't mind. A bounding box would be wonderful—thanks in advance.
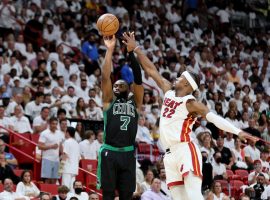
[96,13,119,36]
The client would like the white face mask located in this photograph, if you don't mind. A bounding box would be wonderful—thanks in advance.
[201,120,207,127]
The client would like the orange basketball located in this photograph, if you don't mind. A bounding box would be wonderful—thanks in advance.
[96,13,119,36]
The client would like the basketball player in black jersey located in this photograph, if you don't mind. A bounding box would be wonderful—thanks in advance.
[97,34,144,200]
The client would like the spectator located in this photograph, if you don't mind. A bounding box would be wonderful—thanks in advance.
[0,105,13,143]
[81,32,99,76]
[89,192,99,200]
[61,127,80,190]
[33,106,50,134]
[76,79,91,102]
[72,97,88,119]
[40,193,51,200]
[16,170,40,198]
[141,169,154,193]
[0,139,18,168]
[243,118,261,138]
[61,86,78,118]
[260,150,270,174]
[67,180,89,200]
[0,178,29,200]
[0,0,16,37]
[248,160,269,185]
[79,130,98,160]
[159,168,171,198]
[5,93,24,117]
[88,88,102,108]
[206,180,228,200]
[202,151,213,191]
[24,92,45,120]
[0,153,20,184]
[94,130,103,151]
[38,117,64,184]
[74,122,84,143]
[52,185,69,200]
[136,115,154,145]
[214,136,233,169]
[224,133,235,149]
[59,119,68,137]
[231,138,248,170]
[10,105,33,133]
[87,98,103,121]
[200,132,215,163]
[212,151,227,180]
[244,139,261,167]
[141,178,170,200]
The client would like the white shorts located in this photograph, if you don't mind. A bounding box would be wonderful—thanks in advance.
[164,142,202,188]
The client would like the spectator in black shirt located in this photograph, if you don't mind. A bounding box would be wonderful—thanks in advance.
[243,118,261,139]
[214,136,234,169]
[0,153,20,184]
[201,151,213,191]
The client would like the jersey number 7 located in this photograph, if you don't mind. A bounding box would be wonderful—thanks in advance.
[120,116,130,130]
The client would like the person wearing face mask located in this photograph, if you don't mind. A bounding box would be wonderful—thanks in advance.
[202,151,213,191]
[52,185,69,200]
[44,76,53,94]
[67,180,88,200]
[195,118,212,137]
[212,151,227,180]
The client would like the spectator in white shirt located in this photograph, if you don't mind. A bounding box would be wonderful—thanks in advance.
[0,178,30,200]
[248,160,269,185]
[224,133,235,149]
[38,117,64,184]
[61,86,78,118]
[94,130,103,151]
[61,127,81,190]
[10,105,32,133]
[32,106,50,134]
[79,130,98,160]
[5,93,24,117]
[244,139,261,167]
[73,98,89,119]
[87,98,103,121]
[24,92,45,120]
[0,105,13,144]
[136,115,153,145]
[260,150,270,174]
[88,88,102,108]
[76,79,90,102]
[67,180,89,200]
[212,152,227,180]
[16,170,40,198]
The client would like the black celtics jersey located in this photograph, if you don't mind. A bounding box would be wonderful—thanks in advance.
[103,96,138,147]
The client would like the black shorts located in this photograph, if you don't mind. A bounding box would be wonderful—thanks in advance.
[99,149,136,192]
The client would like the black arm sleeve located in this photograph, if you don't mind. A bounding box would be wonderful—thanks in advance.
[128,51,142,85]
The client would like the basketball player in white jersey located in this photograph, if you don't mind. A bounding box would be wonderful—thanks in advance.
[122,32,258,200]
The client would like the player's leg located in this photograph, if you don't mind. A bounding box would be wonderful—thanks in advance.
[170,185,188,200]
[184,171,204,200]
[99,150,117,200]
[118,151,136,200]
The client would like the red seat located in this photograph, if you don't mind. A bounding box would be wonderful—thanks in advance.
[31,134,40,144]
[0,183,3,192]
[137,143,151,154]
[38,183,58,195]
[226,169,234,179]
[235,169,249,184]
[216,180,229,196]
[230,180,244,199]
[13,169,24,177]
[80,159,98,173]
[76,168,85,183]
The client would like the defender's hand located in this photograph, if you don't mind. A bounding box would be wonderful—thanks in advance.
[238,131,259,143]
[122,32,137,52]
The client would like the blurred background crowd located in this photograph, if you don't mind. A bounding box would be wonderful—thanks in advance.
[0,0,270,199]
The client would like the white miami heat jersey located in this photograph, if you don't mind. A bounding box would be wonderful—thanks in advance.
[159,90,197,149]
